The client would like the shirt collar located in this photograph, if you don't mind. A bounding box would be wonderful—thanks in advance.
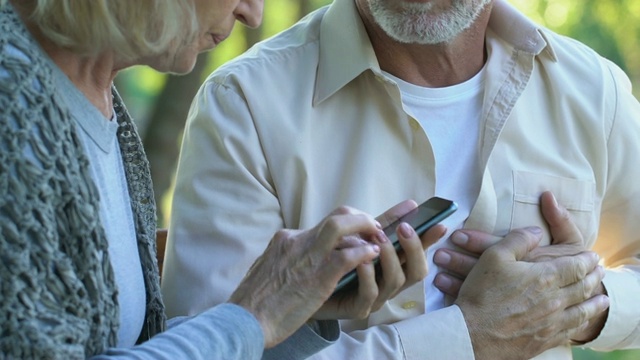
[488,0,557,60]
[314,0,379,105]
[314,0,557,106]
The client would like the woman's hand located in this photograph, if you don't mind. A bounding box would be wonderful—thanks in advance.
[228,200,444,348]
[316,200,446,319]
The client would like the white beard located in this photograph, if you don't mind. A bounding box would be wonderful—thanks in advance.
[367,0,491,44]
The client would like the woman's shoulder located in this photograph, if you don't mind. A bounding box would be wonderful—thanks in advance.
[1,4,55,99]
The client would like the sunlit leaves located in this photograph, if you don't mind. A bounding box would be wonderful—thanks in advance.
[509,0,639,97]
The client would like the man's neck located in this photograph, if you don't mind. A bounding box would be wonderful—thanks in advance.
[357,2,493,88]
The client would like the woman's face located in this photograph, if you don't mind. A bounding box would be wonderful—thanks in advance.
[146,0,264,74]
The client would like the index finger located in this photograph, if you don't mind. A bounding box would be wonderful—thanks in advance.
[313,213,381,252]
[451,229,501,255]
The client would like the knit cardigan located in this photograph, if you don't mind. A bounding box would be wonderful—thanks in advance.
[0,4,165,358]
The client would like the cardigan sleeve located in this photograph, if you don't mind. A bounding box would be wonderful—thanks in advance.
[262,320,340,360]
[92,304,264,360]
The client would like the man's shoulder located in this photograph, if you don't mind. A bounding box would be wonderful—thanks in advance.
[527,27,630,94]
[540,28,600,61]
[539,28,624,77]
[209,7,329,82]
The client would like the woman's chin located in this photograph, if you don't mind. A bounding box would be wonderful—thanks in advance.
[167,53,198,75]
[144,49,198,75]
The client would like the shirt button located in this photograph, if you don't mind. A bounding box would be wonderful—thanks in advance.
[401,301,417,310]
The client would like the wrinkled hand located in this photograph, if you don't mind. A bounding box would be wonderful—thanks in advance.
[228,206,381,347]
[455,227,609,359]
[228,201,444,348]
[435,192,587,296]
[321,200,446,317]
[435,191,609,346]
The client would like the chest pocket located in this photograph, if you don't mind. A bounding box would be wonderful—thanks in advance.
[511,171,596,247]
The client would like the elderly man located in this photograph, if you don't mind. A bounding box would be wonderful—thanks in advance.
[163,0,639,358]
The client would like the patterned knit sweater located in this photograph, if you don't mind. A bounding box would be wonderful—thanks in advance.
[0,4,165,358]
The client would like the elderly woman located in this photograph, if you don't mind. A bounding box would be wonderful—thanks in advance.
[0,0,438,358]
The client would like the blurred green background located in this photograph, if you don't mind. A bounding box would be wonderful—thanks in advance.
[116,1,640,358]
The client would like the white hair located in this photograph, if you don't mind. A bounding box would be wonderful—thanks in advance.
[13,0,198,61]
[368,0,492,44]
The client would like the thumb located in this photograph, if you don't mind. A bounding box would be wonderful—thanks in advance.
[376,200,418,228]
[540,191,582,245]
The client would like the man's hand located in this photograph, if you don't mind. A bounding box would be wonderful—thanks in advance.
[228,200,444,348]
[435,192,588,296]
[435,191,610,347]
[455,227,609,359]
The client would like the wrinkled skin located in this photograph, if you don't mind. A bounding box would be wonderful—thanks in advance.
[435,191,610,358]
[229,200,446,348]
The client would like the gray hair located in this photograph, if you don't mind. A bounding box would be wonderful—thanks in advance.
[12,0,197,61]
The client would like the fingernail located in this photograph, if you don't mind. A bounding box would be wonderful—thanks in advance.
[525,226,542,234]
[376,231,388,243]
[434,274,452,289]
[371,244,380,253]
[450,231,468,246]
[399,222,414,238]
[434,250,451,265]
[550,193,558,207]
[375,220,382,229]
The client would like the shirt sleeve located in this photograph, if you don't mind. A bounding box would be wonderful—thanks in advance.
[90,304,264,360]
[161,78,478,360]
[580,59,640,351]
[292,306,473,359]
[161,79,286,317]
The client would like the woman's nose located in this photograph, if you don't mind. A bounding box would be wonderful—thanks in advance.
[234,0,264,29]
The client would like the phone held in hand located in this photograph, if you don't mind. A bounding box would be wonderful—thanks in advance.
[331,197,458,296]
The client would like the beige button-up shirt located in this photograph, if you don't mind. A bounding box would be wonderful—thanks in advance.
[162,0,640,358]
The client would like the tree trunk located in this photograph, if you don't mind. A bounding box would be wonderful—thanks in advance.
[142,52,210,226]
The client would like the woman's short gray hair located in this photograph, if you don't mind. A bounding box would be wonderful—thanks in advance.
[8,0,197,61]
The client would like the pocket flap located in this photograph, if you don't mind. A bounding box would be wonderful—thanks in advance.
[513,171,594,212]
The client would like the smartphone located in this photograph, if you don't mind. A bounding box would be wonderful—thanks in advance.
[331,197,458,296]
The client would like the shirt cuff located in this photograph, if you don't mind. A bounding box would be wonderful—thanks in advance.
[582,267,640,350]
[394,305,474,359]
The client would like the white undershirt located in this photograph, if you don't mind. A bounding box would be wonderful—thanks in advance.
[383,67,485,311]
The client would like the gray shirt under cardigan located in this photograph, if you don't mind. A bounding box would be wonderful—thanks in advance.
[0,3,338,359]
